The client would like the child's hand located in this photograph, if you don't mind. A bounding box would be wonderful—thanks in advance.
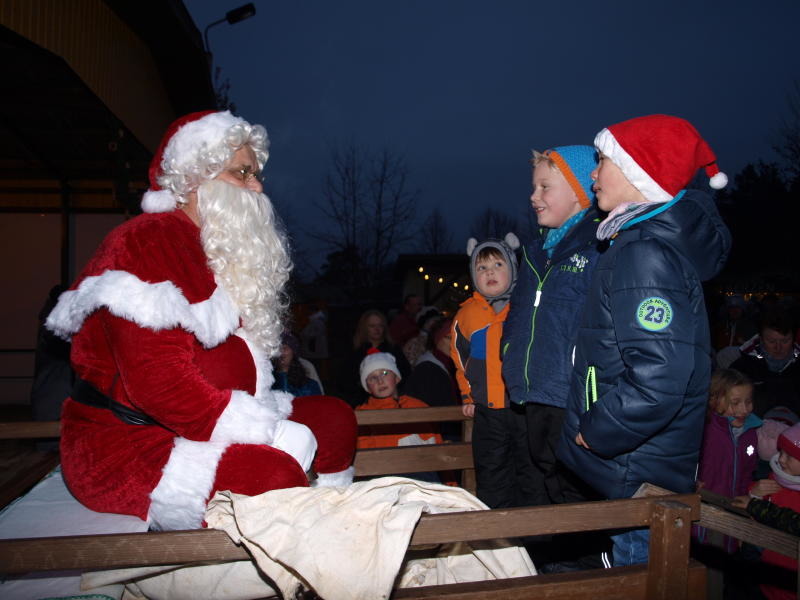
[750,479,782,499]
[462,404,475,418]
[575,432,591,449]
[696,480,705,492]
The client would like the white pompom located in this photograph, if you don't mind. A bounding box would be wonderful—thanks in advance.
[141,189,177,213]
[709,172,728,190]
[504,232,520,250]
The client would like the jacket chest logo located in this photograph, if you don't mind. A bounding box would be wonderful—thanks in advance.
[560,253,589,273]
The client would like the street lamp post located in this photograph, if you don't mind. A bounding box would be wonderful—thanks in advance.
[203,3,257,73]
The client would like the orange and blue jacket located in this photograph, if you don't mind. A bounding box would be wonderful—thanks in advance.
[451,292,509,409]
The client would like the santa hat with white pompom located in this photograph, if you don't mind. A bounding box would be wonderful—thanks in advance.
[141,110,267,213]
[594,114,728,204]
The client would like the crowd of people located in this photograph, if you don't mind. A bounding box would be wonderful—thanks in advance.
[37,109,800,598]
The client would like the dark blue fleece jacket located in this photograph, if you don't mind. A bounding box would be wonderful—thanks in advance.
[501,207,602,408]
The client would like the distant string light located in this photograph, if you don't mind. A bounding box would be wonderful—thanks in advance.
[415,264,470,291]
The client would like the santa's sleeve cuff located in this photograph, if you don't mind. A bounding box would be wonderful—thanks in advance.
[271,389,294,420]
[210,390,289,445]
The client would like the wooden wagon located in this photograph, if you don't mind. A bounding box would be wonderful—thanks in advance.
[0,407,707,599]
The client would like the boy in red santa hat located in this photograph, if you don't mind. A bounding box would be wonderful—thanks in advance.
[47,110,357,530]
[557,115,732,565]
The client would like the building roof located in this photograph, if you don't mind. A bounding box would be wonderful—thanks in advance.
[0,0,216,212]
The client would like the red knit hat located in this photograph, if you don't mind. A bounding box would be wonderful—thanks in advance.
[778,422,800,461]
[594,115,728,203]
[141,110,259,213]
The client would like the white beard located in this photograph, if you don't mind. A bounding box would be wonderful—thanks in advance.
[197,178,292,357]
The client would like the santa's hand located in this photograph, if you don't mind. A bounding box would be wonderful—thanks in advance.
[272,420,318,472]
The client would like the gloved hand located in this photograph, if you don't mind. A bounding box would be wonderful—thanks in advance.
[272,419,318,472]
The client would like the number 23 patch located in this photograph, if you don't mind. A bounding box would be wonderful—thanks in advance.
[636,297,673,331]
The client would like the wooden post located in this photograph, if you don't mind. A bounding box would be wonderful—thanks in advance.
[460,417,476,495]
[646,499,692,600]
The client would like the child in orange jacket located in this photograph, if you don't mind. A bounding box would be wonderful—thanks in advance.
[355,350,442,450]
[451,234,538,508]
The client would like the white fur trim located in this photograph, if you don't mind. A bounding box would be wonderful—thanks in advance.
[235,328,293,419]
[210,390,282,445]
[235,329,274,398]
[141,189,177,213]
[164,111,246,179]
[312,466,355,488]
[46,270,240,348]
[595,128,672,203]
[272,389,295,420]
[709,171,728,189]
[148,437,227,530]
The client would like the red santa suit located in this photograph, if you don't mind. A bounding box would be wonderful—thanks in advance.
[47,208,356,530]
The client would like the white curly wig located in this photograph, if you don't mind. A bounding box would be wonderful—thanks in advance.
[142,111,269,213]
[197,178,292,357]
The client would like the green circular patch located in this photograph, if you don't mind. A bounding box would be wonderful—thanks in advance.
[636,297,673,331]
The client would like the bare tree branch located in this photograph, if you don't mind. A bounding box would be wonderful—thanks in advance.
[419,208,454,253]
[468,207,519,241]
[312,142,419,294]
[774,80,800,181]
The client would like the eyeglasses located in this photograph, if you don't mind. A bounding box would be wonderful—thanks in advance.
[366,370,393,385]
[226,164,262,184]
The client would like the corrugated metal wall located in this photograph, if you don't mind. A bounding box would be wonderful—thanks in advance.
[1,0,174,151]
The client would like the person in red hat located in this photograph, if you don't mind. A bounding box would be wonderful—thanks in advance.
[740,422,800,599]
[46,110,357,530]
[557,115,732,565]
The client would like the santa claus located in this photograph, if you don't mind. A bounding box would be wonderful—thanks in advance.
[46,111,357,530]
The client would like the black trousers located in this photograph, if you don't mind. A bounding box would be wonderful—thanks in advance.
[526,403,600,504]
[526,403,611,565]
[472,403,546,509]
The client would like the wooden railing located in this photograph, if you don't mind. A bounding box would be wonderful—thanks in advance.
[0,411,705,599]
[0,495,704,599]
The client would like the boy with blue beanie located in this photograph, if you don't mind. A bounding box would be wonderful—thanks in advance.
[557,115,732,566]
[501,145,608,568]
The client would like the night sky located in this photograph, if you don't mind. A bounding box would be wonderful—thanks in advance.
[184,0,800,277]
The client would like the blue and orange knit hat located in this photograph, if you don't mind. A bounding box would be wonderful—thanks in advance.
[538,145,598,209]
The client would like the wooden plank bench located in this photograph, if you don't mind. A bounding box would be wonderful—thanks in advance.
[0,413,705,599]
[0,406,477,499]
[0,495,704,599]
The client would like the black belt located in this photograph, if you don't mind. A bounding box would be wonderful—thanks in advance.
[71,377,166,428]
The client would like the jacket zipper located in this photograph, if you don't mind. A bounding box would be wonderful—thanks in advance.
[584,365,597,412]
[522,248,552,391]
[730,423,738,497]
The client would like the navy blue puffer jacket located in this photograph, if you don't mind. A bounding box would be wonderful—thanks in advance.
[557,190,731,499]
